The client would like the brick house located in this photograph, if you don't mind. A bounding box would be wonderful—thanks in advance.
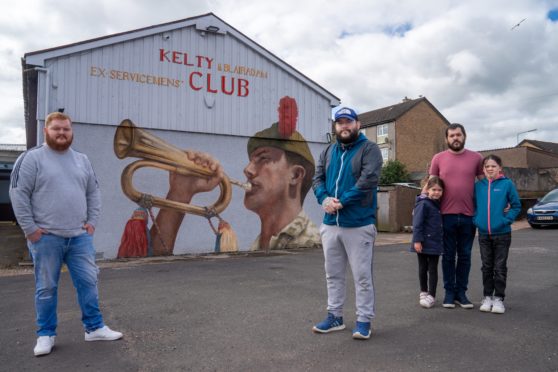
[479,144,558,169]
[517,139,558,156]
[358,97,449,181]
[479,141,558,198]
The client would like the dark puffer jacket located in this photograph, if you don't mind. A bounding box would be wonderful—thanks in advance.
[410,194,443,255]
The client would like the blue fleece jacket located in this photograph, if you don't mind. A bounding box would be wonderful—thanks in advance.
[410,194,443,255]
[473,175,521,235]
[312,133,383,227]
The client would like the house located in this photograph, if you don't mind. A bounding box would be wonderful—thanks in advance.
[358,97,449,181]
[517,139,558,155]
[479,141,558,198]
[479,144,558,169]
[21,13,340,258]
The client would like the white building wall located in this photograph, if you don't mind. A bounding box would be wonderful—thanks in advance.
[38,23,332,143]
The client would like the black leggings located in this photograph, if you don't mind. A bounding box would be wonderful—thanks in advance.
[417,253,440,297]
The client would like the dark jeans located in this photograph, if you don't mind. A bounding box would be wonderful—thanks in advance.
[479,233,511,299]
[417,253,440,297]
[442,214,476,296]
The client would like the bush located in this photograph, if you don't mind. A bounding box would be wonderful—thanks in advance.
[379,160,410,185]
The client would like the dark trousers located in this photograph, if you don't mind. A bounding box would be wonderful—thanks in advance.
[442,214,476,295]
[479,233,512,299]
[417,253,440,297]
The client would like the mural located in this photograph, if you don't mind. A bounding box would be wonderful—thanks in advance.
[114,97,321,258]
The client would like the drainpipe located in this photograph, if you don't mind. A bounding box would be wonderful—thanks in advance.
[34,67,50,144]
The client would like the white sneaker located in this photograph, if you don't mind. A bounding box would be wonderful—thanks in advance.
[85,326,123,341]
[34,336,55,356]
[480,296,493,312]
[419,292,428,304]
[491,297,505,314]
[420,295,435,308]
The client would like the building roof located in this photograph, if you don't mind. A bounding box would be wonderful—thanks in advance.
[359,97,450,128]
[23,13,339,105]
[21,13,341,147]
[478,146,518,152]
[517,139,558,155]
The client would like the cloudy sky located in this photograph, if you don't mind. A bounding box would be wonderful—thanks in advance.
[1,0,557,151]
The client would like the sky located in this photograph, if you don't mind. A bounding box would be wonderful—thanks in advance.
[1,0,557,151]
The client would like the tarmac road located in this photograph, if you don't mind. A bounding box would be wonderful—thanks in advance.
[0,226,557,371]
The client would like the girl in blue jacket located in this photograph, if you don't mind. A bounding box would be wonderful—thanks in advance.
[411,176,445,308]
[473,155,521,314]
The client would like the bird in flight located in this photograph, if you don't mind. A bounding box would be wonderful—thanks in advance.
[511,18,526,30]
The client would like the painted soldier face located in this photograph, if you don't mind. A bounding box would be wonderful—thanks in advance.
[243,146,293,215]
[44,118,73,151]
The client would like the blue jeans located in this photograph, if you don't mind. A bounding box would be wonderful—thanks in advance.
[442,214,476,296]
[27,233,104,336]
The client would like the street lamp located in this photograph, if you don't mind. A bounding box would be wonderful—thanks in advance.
[517,129,537,144]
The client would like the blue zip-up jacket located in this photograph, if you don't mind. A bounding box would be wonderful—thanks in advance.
[473,175,521,235]
[313,133,383,227]
[410,194,443,255]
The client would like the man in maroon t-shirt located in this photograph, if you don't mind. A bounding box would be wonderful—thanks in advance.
[429,123,483,309]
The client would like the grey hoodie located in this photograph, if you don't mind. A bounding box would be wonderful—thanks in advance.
[9,144,101,238]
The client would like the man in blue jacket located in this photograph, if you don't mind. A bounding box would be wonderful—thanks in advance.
[311,107,383,340]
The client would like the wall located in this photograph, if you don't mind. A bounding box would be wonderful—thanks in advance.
[377,185,419,232]
[395,101,447,175]
[504,166,558,197]
[479,147,558,169]
[73,123,327,258]
[479,147,528,168]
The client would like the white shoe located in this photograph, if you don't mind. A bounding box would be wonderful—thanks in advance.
[85,326,123,341]
[491,297,505,314]
[480,296,493,312]
[34,336,55,356]
[420,295,435,308]
[419,292,428,301]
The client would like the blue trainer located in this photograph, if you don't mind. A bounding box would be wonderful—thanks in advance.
[352,321,371,340]
[443,292,456,308]
[455,293,474,309]
[312,313,345,333]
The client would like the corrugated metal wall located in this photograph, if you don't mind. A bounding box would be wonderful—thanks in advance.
[40,24,333,143]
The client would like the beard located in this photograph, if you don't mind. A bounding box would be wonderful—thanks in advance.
[447,139,465,152]
[45,132,73,151]
[336,128,360,144]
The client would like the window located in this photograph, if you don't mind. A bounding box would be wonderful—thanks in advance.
[381,148,389,163]
[377,124,389,144]
[377,124,389,136]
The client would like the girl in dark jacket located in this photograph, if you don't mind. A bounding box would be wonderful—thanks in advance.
[411,176,445,308]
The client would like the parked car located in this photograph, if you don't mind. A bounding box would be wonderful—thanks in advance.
[527,188,558,228]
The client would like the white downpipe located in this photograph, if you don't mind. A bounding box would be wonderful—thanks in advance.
[34,67,50,144]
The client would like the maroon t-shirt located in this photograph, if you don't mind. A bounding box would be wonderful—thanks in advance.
[429,149,483,216]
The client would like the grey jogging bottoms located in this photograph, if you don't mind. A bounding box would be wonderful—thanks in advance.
[320,223,376,322]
